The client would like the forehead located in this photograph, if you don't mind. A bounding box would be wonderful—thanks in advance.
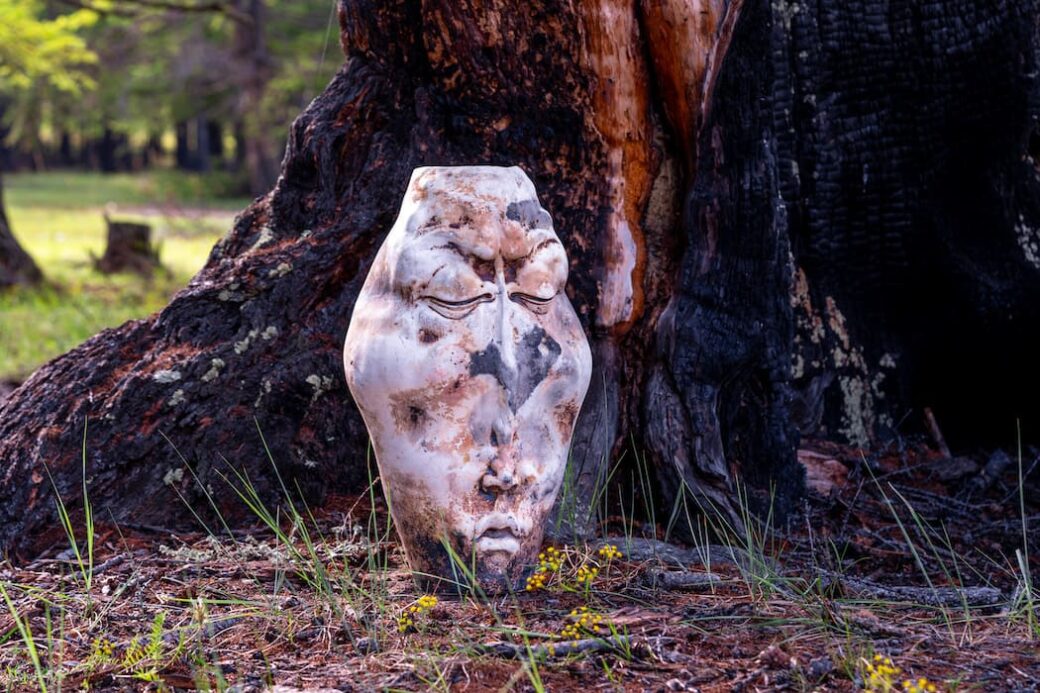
[400,170,555,262]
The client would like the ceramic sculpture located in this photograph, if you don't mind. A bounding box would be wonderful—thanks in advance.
[343,165,592,591]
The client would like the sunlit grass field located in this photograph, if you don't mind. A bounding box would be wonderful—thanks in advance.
[0,171,251,381]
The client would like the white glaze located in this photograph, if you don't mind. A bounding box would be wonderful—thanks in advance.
[344,166,592,590]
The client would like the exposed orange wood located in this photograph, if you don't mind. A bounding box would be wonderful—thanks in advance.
[640,0,743,172]
[580,0,653,335]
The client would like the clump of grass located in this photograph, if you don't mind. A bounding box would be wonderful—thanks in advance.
[44,420,95,594]
[523,544,622,595]
[116,612,179,683]
[166,422,402,653]
[1011,420,1039,639]
[396,595,438,634]
[0,582,48,692]
[860,654,940,693]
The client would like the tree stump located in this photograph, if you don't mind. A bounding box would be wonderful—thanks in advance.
[94,218,160,276]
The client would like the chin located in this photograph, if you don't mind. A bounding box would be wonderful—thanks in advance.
[473,552,526,592]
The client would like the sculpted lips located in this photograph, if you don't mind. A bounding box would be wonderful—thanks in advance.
[474,513,523,554]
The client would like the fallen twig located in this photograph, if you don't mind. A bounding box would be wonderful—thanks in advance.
[642,567,722,591]
[598,537,773,573]
[962,449,1012,497]
[923,408,952,459]
[822,572,1003,607]
[477,635,632,660]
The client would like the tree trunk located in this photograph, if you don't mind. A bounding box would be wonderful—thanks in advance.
[175,120,193,170]
[1,0,1038,557]
[98,127,119,173]
[0,170,43,289]
[233,0,278,196]
[207,120,224,162]
[59,132,74,166]
[232,119,247,172]
[144,133,164,169]
[196,115,212,173]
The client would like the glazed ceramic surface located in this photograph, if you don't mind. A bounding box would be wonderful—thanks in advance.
[343,166,592,590]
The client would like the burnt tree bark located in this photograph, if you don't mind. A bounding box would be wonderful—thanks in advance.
[2,0,1039,556]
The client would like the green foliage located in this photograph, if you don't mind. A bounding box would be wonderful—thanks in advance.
[0,1,98,94]
[0,581,47,692]
[120,612,175,682]
[1,0,339,164]
[4,169,249,209]
[0,0,99,155]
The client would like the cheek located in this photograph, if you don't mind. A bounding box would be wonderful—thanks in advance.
[521,449,567,511]
[414,305,453,345]
[535,349,590,412]
[351,308,474,396]
[516,414,568,480]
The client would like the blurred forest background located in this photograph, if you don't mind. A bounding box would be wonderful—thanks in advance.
[0,0,338,385]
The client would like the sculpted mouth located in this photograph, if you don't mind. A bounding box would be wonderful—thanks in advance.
[474,514,522,554]
[475,513,521,537]
[479,528,516,540]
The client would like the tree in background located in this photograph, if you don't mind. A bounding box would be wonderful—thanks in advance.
[7,0,339,196]
[0,0,338,286]
[0,0,97,287]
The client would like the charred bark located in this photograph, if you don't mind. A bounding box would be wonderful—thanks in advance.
[778,0,1040,450]
[1,0,1038,556]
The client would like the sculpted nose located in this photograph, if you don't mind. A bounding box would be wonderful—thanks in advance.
[481,466,516,493]
[468,284,521,397]
[480,451,534,494]
[496,318,518,382]
[466,268,562,412]
[482,418,516,492]
[492,277,519,382]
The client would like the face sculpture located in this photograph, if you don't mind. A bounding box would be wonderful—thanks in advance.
[344,166,592,591]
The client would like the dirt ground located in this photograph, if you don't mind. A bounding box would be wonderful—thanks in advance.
[1,436,1038,692]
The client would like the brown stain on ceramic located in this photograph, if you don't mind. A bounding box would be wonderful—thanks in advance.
[388,379,471,442]
[344,167,592,593]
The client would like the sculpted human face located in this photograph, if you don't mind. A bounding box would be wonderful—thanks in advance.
[344,166,592,591]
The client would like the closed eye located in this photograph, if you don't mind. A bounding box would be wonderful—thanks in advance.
[424,293,493,308]
[509,292,555,312]
[422,293,493,318]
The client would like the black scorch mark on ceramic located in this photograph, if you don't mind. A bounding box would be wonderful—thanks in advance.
[469,326,561,412]
[506,200,552,230]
